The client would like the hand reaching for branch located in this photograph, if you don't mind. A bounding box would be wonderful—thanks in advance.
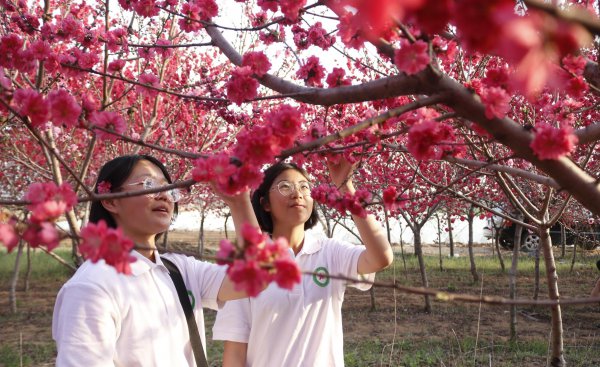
[326,156,356,194]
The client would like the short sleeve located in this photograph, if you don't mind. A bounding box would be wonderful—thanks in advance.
[161,253,227,310]
[329,239,375,291]
[212,298,252,343]
[52,282,119,367]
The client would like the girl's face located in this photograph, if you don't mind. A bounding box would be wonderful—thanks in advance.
[264,169,314,231]
[102,160,174,245]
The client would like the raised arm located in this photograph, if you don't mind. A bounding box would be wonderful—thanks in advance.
[327,158,394,274]
[211,188,263,302]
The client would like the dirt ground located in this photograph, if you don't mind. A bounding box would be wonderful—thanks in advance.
[1,232,599,366]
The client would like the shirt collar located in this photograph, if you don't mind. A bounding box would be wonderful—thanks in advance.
[296,234,321,256]
[129,250,163,276]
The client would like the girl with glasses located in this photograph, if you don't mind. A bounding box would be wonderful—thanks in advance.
[52,154,258,366]
[213,158,394,367]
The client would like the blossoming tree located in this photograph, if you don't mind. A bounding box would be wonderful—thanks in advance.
[2,0,600,365]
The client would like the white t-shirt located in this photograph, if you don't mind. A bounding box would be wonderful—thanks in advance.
[212,235,374,367]
[52,251,226,367]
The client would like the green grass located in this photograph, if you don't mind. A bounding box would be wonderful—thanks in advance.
[0,248,74,286]
[1,248,598,366]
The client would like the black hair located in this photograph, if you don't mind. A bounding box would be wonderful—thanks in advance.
[251,162,319,233]
[89,154,178,239]
[597,259,600,272]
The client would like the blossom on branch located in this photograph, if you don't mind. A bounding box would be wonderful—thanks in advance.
[296,56,325,87]
[217,223,300,296]
[394,39,430,75]
[0,219,20,252]
[25,182,77,223]
[530,123,578,160]
[226,66,259,105]
[79,220,136,275]
[89,111,127,141]
[242,51,271,77]
[48,89,82,128]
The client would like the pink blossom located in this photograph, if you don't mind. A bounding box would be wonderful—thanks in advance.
[89,110,127,141]
[530,123,578,160]
[565,76,588,98]
[227,259,270,297]
[132,0,160,17]
[22,221,60,251]
[296,56,325,87]
[0,34,24,69]
[307,22,335,50]
[47,89,82,128]
[154,38,174,58]
[268,104,302,147]
[0,220,20,252]
[216,239,235,265]
[479,86,511,119]
[138,46,155,60]
[28,40,52,61]
[257,0,278,12]
[407,120,455,160]
[562,55,587,76]
[191,154,238,184]
[242,51,271,77]
[12,88,50,127]
[279,0,306,21]
[382,186,406,212]
[233,126,279,165]
[97,181,112,194]
[273,258,301,290]
[108,59,126,73]
[226,66,259,105]
[337,13,364,49]
[394,40,430,75]
[79,220,136,275]
[179,3,203,33]
[326,67,351,88]
[26,182,78,222]
[196,0,219,20]
[0,68,11,90]
[137,73,160,97]
[241,223,267,249]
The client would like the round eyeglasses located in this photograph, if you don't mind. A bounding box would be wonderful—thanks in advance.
[270,180,312,197]
[123,177,182,202]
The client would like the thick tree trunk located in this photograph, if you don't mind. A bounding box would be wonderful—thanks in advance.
[437,215,443,271]
[447,215,455,257]
[413,229,432,312]
[9,240,24,313]
[369,288,376,311]
[570,240,578,273]
[24,244,31,292]
[494,234,505,272]
[510,220,523,342]
[198,213,205,257]
[560,223,566,259]
[533,243,541,300]
[467,208,479,282]
[539,228,565,367]
[398,219,407,271]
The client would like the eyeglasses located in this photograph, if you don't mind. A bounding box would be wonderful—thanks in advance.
[270,180,312,197]
[123,177,182,203]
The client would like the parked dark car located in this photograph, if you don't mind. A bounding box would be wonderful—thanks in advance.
[484,217,600,251]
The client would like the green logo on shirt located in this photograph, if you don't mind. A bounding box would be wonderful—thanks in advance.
[313,266,330,287]
[188,290,195,309]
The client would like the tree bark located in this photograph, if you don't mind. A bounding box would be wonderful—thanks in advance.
[437,215,443,272]
[447,215,455,258]
[24,244,31,292]
[533,242,541,300]
[413,229,432,312]
[198,211,205,257]
[494,234,505,272]
[560,223,566,259]
[510,218,523,342]
[9,240,24,313]
[539,228,565,367]
[467,207,479,282]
